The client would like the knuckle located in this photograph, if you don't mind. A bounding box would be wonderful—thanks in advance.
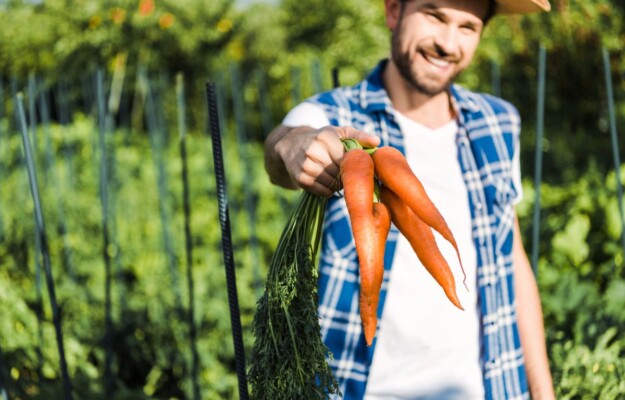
[319,126,341,140]
[296,173,314,189]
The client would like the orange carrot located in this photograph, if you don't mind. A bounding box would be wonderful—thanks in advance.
[380,186,463,310]
[372,146,466,287]
[361,201,391,344]
[341,149,389,346]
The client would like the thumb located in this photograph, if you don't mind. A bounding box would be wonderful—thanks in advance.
[342,126,381,148]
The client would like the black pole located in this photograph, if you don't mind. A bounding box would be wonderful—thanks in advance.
[15,93,73,400]
[206,82,249,400]
[176,73,201,400]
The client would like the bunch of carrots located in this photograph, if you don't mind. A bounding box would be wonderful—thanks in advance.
[340,139,466,346]
[249,139,467,398]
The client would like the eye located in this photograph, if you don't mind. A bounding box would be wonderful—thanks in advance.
[460,23,479,33]
[425,12,444,22]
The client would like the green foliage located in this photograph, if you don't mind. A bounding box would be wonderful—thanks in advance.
[0,0,234,78]
[517,167,625,399]
[468,2,625,184]
[1,110,624,399]
[1,0,625,398]
[0,114,286,399]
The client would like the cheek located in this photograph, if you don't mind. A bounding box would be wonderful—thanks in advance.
[459,38,481,63]
[396,16,427,48]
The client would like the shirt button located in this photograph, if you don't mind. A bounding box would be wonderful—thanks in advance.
[475,202,483,211]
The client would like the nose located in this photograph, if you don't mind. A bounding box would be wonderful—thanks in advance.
[434,26,459,58]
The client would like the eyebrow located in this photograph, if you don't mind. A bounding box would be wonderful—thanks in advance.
[417,3,450,23]
[419,3,441,13]
[418,2,484,28]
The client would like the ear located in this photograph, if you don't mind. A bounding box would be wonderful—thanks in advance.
[384,0,402,30]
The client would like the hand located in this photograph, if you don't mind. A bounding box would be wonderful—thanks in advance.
[267,125,380,197]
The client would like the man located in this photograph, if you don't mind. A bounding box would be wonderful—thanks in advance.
[264,0,555,398]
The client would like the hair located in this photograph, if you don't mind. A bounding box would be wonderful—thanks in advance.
[483,0,497,25]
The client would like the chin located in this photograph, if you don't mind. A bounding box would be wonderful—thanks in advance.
[409,75,453,96]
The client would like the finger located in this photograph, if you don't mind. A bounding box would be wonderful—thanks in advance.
[316,127,348,165]
[342,126,381,148]
[306,146,341,179]
[297,173,334,198]
[300,158,339,189]
[310,182,334,198]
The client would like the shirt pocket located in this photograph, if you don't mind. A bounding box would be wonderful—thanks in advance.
[480,164,517,253]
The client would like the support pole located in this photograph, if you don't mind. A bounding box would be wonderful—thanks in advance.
[206,82,249,400]
[176,73,201,400]
[531,45,547,276]
[16,93,73,400]
[602,47,625,258]
[96,68,115,398]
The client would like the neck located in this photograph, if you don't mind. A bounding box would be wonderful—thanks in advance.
[382,59,455,129]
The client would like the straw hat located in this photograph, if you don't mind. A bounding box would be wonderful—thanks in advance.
[496,0,551,14]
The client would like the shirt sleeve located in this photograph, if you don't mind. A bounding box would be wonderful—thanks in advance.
[282,102,330,129]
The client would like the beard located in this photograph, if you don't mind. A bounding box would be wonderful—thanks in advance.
[390,24,461,97]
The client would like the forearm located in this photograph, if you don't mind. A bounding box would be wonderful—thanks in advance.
[513,217,555,399]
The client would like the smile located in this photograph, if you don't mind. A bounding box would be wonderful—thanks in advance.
[422,52,453,69]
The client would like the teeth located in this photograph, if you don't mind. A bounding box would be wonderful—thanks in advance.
[425,54,450,67]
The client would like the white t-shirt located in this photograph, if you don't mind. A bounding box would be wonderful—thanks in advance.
[282,102,522,400]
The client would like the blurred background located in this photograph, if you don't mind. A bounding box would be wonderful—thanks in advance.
[0,0,624,398]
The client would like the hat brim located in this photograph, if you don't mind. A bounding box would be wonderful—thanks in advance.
[496,0,551,14]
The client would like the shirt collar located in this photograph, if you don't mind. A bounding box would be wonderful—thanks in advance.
[360,59,481,117]
[359,59,394,114]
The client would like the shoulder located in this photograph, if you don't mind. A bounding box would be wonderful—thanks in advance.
[452,85,520,120]
[452,85,521,143]
[307,84,361,108]
[305,80,375,127]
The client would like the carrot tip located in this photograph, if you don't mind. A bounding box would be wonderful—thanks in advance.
[447,292,464,311]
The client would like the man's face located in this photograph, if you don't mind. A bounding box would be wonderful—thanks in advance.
[389,0,488,96]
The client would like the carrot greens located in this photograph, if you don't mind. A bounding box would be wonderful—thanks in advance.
[248,191,339,399]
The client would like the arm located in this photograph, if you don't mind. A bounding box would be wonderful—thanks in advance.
[264,124,380,197]
[513,215,556,400]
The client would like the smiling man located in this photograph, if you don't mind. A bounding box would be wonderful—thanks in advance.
[264,0,555,399]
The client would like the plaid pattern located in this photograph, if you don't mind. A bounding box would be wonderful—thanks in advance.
[309,60,527,399]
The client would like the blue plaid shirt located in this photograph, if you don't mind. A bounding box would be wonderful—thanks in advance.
[307,60,527,399]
